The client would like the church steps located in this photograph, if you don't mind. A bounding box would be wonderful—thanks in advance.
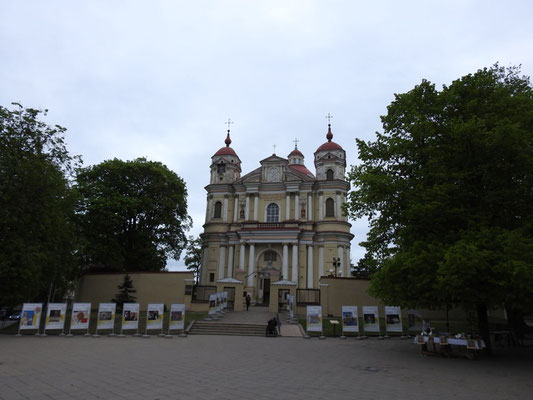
[188,321,267,336]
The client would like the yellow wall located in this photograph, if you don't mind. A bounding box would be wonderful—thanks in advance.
[75,272,194,310]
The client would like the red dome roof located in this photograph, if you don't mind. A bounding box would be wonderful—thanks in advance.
[288,148,304,157]
[316,124,343,152]
[289,164,315,177]
[214,146,238,157]
[316,141,343,151]
[213,131,239,157]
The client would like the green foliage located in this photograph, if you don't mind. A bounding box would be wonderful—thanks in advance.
[75,158,191,272]
[0,103,81,308]
[184,236,202,284]
[347,65,533,317]
[111,274,137,309]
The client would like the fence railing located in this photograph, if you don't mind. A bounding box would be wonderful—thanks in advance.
[296,289,320,305]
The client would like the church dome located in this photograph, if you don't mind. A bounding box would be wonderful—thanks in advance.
[316,124,343,152]
[214,131,238,157]
[288,148,304,158]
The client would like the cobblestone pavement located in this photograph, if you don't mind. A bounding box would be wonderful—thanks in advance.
[1,334,531,400]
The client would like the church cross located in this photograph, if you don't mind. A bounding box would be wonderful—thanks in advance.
[272,144,277,154]
[225,118,234,130]
[293,138,299,148]
[325,113,333,124]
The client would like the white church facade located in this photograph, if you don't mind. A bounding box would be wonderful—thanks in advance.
[199,124,353,305]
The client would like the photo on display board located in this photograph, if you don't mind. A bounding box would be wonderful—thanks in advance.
[99,311,112,321]
[363,313,376,324]
[49,310,61,322]
[386,314,400,324]
[148,311,159,320]
[124,311,138,321]
[74,311,88,323]
[21,310,35,326]
[209,300,216,307]
[170,311,183,321]
[342,312,357,326]
[308,313,320,324]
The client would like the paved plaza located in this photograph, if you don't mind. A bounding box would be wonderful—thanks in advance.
[1,330,532,400]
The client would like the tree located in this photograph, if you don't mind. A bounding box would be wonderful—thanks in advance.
[75,158,191,272]
[184,236,202,284]
[0,103,81,309]
[111,274,137,310]
[346,65,533,351]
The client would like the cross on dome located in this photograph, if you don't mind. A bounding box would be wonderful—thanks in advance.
[293,138,299,149]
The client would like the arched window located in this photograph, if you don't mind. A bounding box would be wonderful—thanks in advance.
[214,201,222,218]
[264,251,277,262]
[326,169,334,180]
[325,198,335,217]
[266,203,279,222]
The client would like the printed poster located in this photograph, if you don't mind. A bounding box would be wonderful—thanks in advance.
[122,303,140,330]
[222,292,227,310]
[45,303,67,330]
[341,306,359,333]
[208,294,217,316]
[306,305,323,332]
[70,303,91,330]
[20,303,43,330]
[169,303,186,331]
[385,306,403,333]
[362,306,379,333]
[97,303,116,330]
[146,303,164,330]
[216,292,222,312]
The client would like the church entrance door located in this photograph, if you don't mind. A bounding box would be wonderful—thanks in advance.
[262,279,271,305]
[224,287,235,310]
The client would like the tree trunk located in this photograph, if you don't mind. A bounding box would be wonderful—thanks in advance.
[476,303,491,355]
[505,307,527,346]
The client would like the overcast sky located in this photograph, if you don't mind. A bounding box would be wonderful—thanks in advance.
[2,0,532,270]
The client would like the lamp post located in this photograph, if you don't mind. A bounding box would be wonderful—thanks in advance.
[332,257,341,277]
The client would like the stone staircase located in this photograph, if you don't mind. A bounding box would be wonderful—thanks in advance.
[188,321,267,336]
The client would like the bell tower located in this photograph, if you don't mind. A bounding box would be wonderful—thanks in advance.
[210,130,241,184]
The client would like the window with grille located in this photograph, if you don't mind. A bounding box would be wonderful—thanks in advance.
[326,169,334,180]
[266,203,279,222]
[325,198,335,217]
[264,251,277,262]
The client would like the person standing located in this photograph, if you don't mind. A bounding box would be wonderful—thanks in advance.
[245,294,251,311]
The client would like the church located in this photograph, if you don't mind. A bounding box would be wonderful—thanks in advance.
[199,123,353,305]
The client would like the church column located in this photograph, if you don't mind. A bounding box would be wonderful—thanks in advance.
[337,246,344,277]
[318,192,323,220]
[253,194,259,220]
[291,243,298,283]
[345,246,350,277]
[200,246,208,284]
[239,242,246,272]
[308,194,313,220]
[247,243,255,287]
[307,245,314,288]
[227,245,234,278]
[245,195,250,220]
[336,191,342,219]
[294,193,299,220]
[282,243,289,280]
[233,196,239,222]
[318,246,324,279]
[218,245,226,280]
[205,197,211,223]
[285,193,291,220]
[223,195,229,221]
